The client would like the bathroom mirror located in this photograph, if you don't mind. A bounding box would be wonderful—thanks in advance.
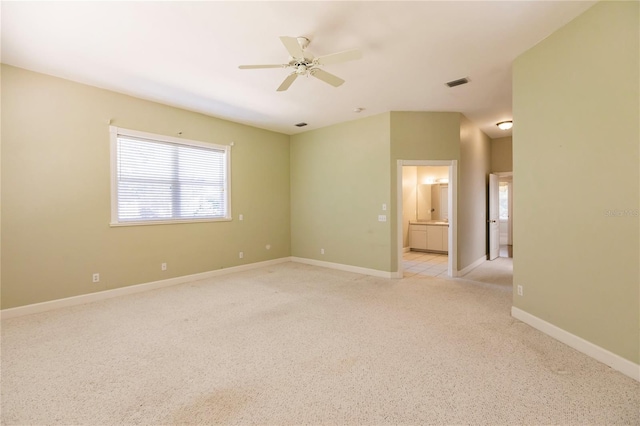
[417,183,448,221]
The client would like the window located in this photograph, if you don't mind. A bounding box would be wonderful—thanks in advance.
[110,126,231,225]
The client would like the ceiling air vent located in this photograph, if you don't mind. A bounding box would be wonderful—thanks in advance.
[295,122,308,127]
[446,77,469,88]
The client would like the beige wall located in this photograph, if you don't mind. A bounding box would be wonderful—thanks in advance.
[491,136,512,173]
[290,113,392,271]
[1,65,291,309]
[513,1,639,363]
[390,112,461,162]
[459,115,491,269]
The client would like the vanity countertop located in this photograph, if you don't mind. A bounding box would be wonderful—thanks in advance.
[410,220,449,226]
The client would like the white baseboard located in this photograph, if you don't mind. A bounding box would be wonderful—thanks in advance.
[403,247,410,253]
[291,257,398,278]
[511,307,639,382]
[455,255,486,277]
[1,257,291,320]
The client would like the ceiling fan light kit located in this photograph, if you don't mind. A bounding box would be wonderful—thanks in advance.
[239,36,362,91]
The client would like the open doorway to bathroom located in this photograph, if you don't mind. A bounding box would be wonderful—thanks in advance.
[397,160,457,278]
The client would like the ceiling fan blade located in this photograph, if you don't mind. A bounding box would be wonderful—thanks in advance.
[238,64,284,69]
[280,36,305,59]
[277,73,298,92]
[311,69,345,87]
[316,49,362,65]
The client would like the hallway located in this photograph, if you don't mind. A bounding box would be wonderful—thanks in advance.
[461,257,512,287]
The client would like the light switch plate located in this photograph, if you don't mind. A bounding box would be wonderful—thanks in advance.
[378,215,387,222]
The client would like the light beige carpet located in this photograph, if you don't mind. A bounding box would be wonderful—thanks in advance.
[462,256,513,287]
[1,262,638,425]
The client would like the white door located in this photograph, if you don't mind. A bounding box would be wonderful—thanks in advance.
[489,174,500,260]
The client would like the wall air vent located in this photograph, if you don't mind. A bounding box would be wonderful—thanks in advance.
[295,122,308,127]
[446,77,469,88]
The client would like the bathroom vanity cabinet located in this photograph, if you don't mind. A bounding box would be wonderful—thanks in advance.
[409,222,448,253]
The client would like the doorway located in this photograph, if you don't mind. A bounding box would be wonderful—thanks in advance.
[397,160,458,277]
[497,172,513,258]
[463,171,513,287]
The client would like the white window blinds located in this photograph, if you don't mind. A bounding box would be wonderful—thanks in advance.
[110,127,230,225]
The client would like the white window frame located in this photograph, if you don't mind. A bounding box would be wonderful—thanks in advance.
[109,126,232,226]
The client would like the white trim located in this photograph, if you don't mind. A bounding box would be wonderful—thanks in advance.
[455,255,486,277]
[396,160,457,278]
[403,246,411,253]
[1,258,291,320]
[109,217,232,227]
[291,257,399,278]
[495,171,513,178]
[511,307,640,382]
[401,160,454,167]
[110,128,118,223]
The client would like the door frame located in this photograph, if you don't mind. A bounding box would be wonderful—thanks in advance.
[397,160,458,277]
[489,173,500,260]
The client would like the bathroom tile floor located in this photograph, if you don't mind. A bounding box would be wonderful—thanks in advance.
[402,251,449,278]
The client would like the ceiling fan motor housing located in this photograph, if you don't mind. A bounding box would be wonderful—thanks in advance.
[296,37,310,50]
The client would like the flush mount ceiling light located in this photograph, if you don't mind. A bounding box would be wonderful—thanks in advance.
[497,121,513,130]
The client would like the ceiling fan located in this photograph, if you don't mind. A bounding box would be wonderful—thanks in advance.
[239,36,362,92]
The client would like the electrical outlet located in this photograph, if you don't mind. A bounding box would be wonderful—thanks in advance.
[517,285,523,296]
[239,214,243,221]
[266,244,271,250]
[161,263,167,271]
[239,251,244,259]
[320,248,325,255]
[92,273,100,283]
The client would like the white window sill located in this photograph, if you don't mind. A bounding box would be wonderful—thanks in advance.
[110,217,232,227]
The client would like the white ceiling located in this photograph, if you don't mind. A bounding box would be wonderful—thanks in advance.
[1,1,595,138]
